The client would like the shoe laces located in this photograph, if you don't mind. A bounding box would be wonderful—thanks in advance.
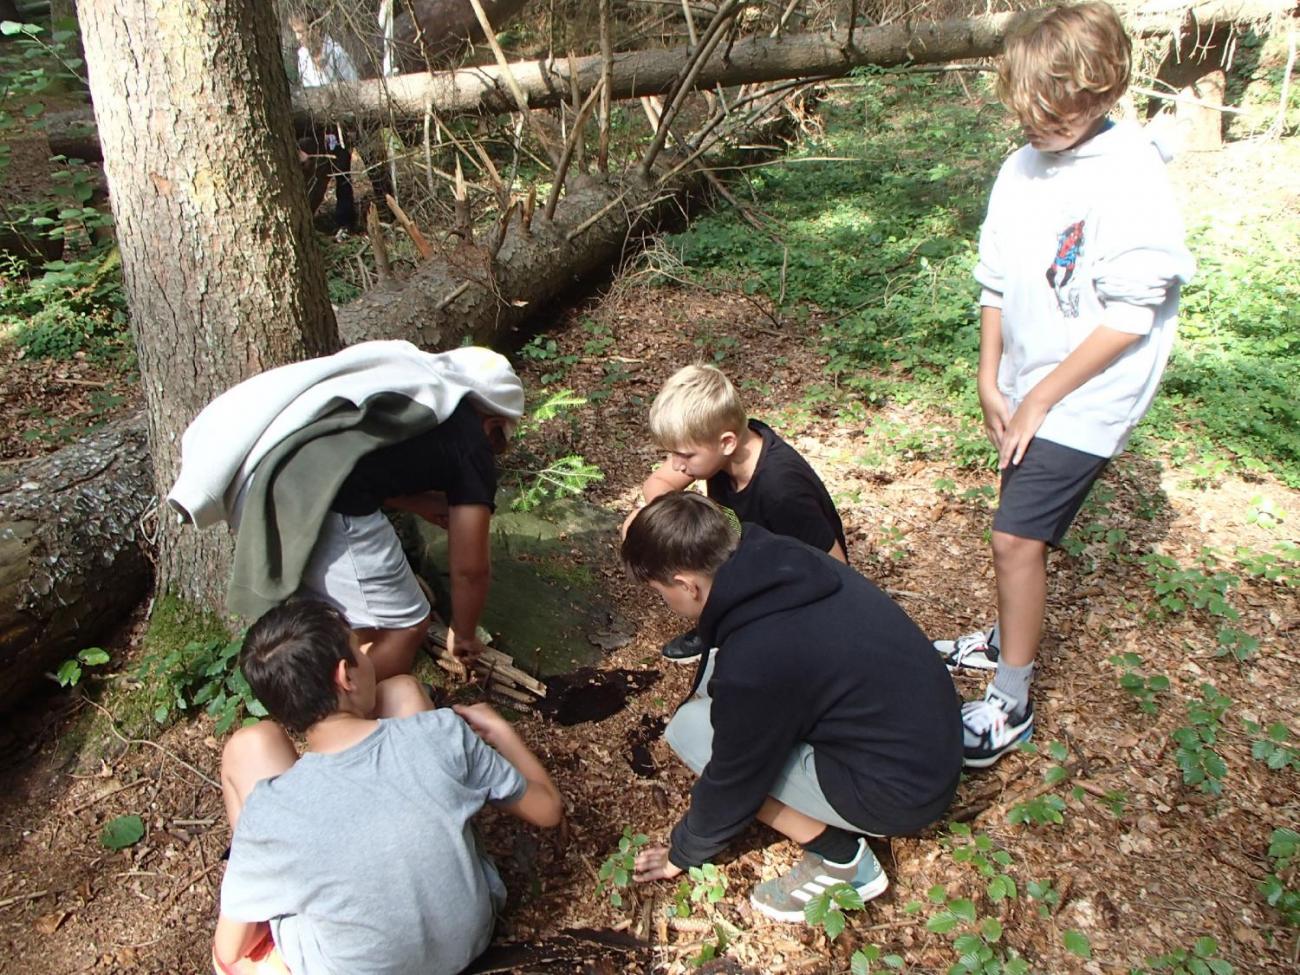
[955,631,990,654]
[963,697,1010,735]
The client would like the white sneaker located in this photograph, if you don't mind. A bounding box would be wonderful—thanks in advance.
[934,628,999,671]
[962,685,1033,769]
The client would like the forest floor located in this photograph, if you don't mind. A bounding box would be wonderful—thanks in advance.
[1,133,1298,975]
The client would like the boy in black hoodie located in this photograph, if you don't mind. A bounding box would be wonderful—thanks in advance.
[623,492,962,921]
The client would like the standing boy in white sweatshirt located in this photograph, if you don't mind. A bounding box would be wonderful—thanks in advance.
[934,2,1194,768]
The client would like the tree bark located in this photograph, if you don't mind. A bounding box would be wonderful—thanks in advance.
[0,417,153,709]
[297,1,1293,121]
[79,0,338,610]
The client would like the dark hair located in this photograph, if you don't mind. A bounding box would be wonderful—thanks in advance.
[621,492,739,585]
[240,600,356,734]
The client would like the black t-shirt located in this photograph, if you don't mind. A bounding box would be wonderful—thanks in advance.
[330,398,498,515]
[706,420,847,556]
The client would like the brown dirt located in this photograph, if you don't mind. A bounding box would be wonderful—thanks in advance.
[1,141,1298,975]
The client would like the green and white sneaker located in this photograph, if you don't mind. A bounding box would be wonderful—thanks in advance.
[749,839,889,923]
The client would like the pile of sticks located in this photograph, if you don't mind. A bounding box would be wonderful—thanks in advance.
[427,622,547,706]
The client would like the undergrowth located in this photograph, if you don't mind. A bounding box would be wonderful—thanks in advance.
[669,72,1300,486]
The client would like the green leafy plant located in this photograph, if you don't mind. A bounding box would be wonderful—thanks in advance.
[1063,929,1092,960]
[1007,741,1071,826]
[507,389,605,510]
[944,823,1016,902]
[923,886,1030,975]
[850,944,905,974]
[100,814,145,851]
[1171,683,1231,795]
[1214,626,1259,663]
[1139,551,1239,619]
[1244,720,1300,772]
[1026,878,1060,918]
[1132,935,1234,974]
[596,827,648,908]
[1109,652,1171,714]
[50,646,109,688]
[1259,828,1300,929]
[1234,541,1300,586]
[135,633,267,735]
[804,881,865,940]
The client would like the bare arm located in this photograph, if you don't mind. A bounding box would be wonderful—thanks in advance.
[999,324,1142,468]
[213,916,264,967]
[384,490,450,528]
[978,305,1011,451]
[446,504,493,658]
[454,704,563,828]
[827,539,848,564]
[641,458,694,503]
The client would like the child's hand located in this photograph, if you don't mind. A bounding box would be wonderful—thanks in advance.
[453,702,510,748]
[999,395,1049,469]
[979,384,1011,450]
[447,628,488,662]
[633,844,683,883]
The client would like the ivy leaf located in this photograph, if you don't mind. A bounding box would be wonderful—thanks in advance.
[79,647,110,666]
[100,814,145,850]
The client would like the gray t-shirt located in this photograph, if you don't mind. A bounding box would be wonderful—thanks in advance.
[220,709,527,975]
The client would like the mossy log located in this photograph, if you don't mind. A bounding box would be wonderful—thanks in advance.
[0,416,153,710]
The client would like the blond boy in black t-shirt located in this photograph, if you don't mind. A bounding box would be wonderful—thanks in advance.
[627,365,847,661]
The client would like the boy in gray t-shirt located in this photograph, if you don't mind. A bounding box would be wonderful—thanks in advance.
[213,601,562,975]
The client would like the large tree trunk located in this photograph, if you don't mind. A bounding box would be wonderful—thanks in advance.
[297,0,1293,121]
[79,0,338,610]
[0,417,153,709]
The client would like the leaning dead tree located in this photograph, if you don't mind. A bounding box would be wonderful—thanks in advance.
[1,0,1290,710]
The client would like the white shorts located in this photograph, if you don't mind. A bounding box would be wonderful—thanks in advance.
[298,511,431,629]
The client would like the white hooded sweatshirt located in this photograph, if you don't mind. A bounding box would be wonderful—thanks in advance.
[975,120,1195,459]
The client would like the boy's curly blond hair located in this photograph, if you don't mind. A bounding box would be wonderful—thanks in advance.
[649,364,748,449]
[998,2,1132,136]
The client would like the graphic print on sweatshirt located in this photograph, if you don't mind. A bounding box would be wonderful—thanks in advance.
[1045,219,1085,318]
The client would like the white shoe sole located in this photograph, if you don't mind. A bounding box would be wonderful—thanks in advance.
[933,639,999,672]
[963,725,1033,769]
[661,651,702,665]
[749,870,890,923]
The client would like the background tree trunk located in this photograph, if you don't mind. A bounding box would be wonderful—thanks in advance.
[79,0,339,610]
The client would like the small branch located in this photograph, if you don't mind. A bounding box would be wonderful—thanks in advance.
[465,0,558,163]
[598,0,613,172]
[1130,84,1247,115]
[1264,28,1296,139]
[366,206,393,281]
[680,0,699,46]
[545,78,606,221]
[641,0,744,177]
[385,194,433,259]
[81,697,219,790]
[67,776,151,815]
[436,281,472,311]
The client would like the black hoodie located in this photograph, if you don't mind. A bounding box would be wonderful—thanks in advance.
[668,526,963,869]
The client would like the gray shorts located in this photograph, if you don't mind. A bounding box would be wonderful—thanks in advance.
[298,511,431,629]
[665,651,877,835]
[993,437,1109,547]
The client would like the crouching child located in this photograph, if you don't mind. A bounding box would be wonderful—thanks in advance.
[623,492,961,920]
[212,600,562,975]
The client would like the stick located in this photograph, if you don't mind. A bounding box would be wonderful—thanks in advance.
[67,776,151,815]
[598,5,612,174]
[544,77,605,221]
[486,681,535,705]
[81,698,219,790]
[366,206,392,281]
[0,889,51,909]
[465,0,558,162]
[384,194,432,258]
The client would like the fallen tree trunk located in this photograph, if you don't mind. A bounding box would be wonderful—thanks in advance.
[46,1,1290,159]
[0,417,154,709]
[297,1,1291,120]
